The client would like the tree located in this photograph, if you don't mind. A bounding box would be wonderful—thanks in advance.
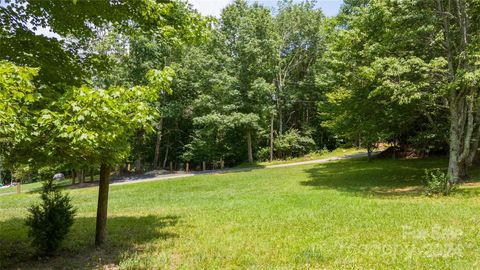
[185,0,277,164]
[2,0,202,245]
[25,179,76,254]
[273,0,325,135]
[38,67,174,245]
[322,0,480,182]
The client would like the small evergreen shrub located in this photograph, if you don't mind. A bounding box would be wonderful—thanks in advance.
[25,179,76,254]
[423,169,455,196]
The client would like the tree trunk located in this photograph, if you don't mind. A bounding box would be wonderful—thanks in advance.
[95,163,111,246]
[78,169,84,184]
[90,169,94,182]
[247,130,253,163]
[278,103,284,135]
[153,118,163,169]
[134,158,143,173]
[447,103,462,183]
[162,146,169,169]
[72,169,76,185]
[276,74,284,135]
[270,113,274,162]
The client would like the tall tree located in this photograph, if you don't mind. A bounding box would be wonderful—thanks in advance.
[323,0,480,182]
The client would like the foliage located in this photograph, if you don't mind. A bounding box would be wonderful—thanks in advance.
[423,169,455,196]
[274,129,316,159]
[12,164,34,183]
[37,66,173,168]
[0,61,37,144]
[256,147,271,162]
[25,179,76,254]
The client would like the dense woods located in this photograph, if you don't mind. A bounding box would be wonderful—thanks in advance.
[2,0,480,244]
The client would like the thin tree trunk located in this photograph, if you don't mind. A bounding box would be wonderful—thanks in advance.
[95,163,111,246]
[270,113,274,162]
[247,130,253,163]
[72,169,76,185]
[276,74,284,135]
[162,146,169,169]
[78,169,84,184]
[90,169,94,182]
[153,118,163,169]
[448,100,462,183]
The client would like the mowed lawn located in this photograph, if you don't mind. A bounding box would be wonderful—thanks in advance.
[1,157,480,269]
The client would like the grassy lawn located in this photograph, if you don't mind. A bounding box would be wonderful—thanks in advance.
[237,147,364,167]
[1,157,480,269]
[0,179,74,195]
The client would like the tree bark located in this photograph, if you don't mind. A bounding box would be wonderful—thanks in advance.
[95,163,111,246]
[270,113,274,162]
[72,169,76,185]
[448,97,462,183]
[162,146,169,169]
[247,130,253,163]
[78,169,84,184]
[276,73,284,135]
[153,118,163,169]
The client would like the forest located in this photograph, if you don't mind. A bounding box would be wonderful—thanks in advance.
[2,0,480,267]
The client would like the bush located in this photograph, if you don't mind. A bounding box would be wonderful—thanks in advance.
[25,179,76,254]
[256,147,270,162]
[274,129,316,159]
[423,169,455,196]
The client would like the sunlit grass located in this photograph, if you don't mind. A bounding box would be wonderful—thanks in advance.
[1,157,480,269]
[0,179,73,195]
[236,147,364,167]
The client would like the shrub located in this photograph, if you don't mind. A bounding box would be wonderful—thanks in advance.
[274,129,316,159]
[423,169,455,196]
[25,179,76,254]
[256,147,270,162]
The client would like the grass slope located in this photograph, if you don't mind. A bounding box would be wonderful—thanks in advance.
[1,157,480,269]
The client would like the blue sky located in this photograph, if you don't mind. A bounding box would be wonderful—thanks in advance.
[189,0,344,17]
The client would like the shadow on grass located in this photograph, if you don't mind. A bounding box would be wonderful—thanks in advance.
[301,157,450,197]
[0,215,179,269]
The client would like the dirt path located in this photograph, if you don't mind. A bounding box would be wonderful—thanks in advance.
[111,152,369,186]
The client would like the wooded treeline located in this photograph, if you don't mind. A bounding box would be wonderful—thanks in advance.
[2,0,480,186]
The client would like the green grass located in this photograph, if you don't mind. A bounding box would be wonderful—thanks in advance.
[237,147,364,167]
[0,179,74,195]
[1,157,480,269]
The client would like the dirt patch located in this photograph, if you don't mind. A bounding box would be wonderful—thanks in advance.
[370,186,422,195]
[462,182,480,188]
